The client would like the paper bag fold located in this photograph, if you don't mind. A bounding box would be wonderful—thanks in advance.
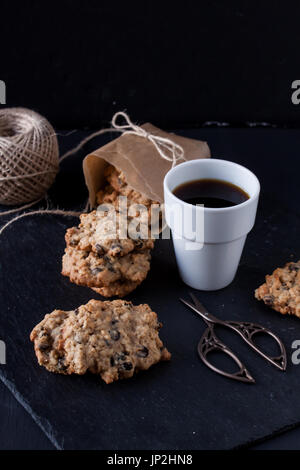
[83,123,210,206]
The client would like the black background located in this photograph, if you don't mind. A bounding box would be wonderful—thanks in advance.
[1,0,300,128]
[2,0,300,451]
[1,127,300,450]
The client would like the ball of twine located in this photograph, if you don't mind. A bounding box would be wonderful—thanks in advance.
[0,107,59,205]
[0,110,184,235]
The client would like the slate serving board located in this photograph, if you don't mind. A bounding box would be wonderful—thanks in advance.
[1,129,300,450]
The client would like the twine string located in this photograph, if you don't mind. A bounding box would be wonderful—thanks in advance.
[59,127,120,163]
[0,111,185,234]
[0,208,83,236]
[111,111,184,167]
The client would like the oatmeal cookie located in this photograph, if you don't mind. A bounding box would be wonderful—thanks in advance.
[92,280,140,297]
[96,184,120,207]
[65,210,154,257]
[255,260,300,317]
[62,245,151,289]
[95,166,161,232]
[30,299,171,383]
[96,181,158,225]
[104,165,157,207]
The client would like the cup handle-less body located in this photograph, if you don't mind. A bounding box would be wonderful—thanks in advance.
[172,235,247,291]
[164,159,260,291]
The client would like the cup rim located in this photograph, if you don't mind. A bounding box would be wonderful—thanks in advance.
[164,158,260,213]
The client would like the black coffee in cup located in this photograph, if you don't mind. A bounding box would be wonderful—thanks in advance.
[173,178,249,208]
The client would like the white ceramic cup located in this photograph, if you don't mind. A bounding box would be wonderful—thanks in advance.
[163,158,260,290]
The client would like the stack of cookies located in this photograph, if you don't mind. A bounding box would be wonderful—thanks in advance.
[62,165,157,297]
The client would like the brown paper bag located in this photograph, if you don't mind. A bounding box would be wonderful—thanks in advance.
[83,123,211,206]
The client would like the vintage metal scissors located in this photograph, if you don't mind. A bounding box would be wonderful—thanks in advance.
[180,293,287,383]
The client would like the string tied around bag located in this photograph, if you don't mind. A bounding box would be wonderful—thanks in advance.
[0,110,185,235]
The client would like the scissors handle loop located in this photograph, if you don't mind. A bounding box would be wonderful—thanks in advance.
[224,320,287,371]
[198,325,255,383]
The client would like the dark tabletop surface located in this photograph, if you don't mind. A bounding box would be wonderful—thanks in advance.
[1,127,300,450]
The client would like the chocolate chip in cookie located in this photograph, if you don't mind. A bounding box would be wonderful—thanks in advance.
[30,299,171,384]
[255,260,300,317]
